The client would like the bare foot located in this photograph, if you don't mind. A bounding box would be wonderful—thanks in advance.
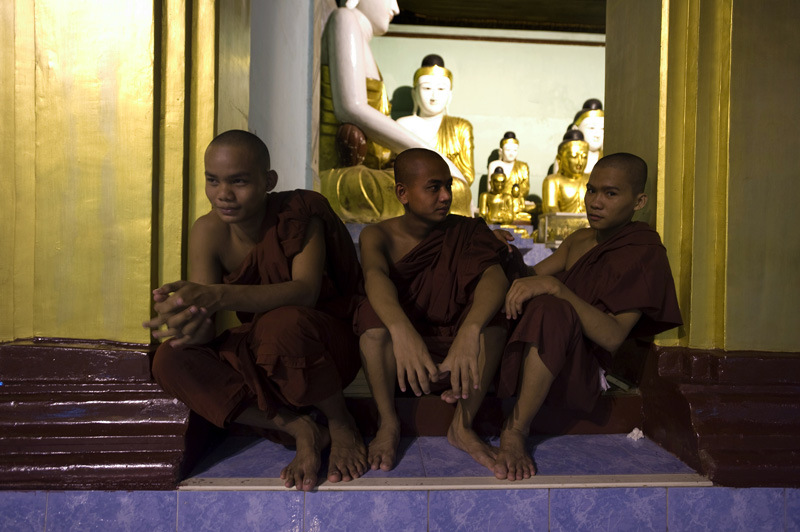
[367,420,400,471]
[447,422,498,470]
[493,428,536,480]
[280,417,330,491]
[440,389,459,404]
[327,416,368,483]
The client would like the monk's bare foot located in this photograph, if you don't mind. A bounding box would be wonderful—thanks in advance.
[368,420,400,471]
[493,428,536,481]
[327,416,368,483]
[440,389,459,404]
[280,417,330,491]
[447,422,498,471]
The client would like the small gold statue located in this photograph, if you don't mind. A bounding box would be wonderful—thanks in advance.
[478,168,515,224]
[487,131,530,199]
[542,130,590,214]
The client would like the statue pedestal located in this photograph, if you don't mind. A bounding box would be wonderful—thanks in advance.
[537,213,590,248]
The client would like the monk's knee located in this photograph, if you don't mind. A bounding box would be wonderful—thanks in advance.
[359,327,390,350]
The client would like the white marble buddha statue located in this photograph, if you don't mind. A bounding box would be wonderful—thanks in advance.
[487,131,530,200]
[571,98,604,174]
[396,54,474,216]
[319,0,467,222]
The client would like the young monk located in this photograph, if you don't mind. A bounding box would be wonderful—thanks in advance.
[144,129,366,491]
[493,152,682,480]
[355,147,511,471]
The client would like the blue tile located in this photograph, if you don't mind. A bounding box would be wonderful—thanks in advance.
[178,491,302,532]
[0,491,46,532]
[360,437,426,478]
[534,435,652,475]
[45,491,176,532]
[418,436,496,477]
[668,487,784,532]
[788,489,800,532]
[550,487,666,532]
[304,491,427,532]
[429,490,548,532]
[616,436,696,474]
[189,436,297,479]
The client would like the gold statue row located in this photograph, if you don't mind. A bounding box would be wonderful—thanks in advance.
[318,0,604,225]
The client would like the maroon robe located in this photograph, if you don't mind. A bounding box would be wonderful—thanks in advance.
[498,221,682,412]
[354,215,510,361]
[152,190,363,427]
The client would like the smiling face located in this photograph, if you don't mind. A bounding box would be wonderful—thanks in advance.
[355,0,400,36]
[584,164,646,235]
[577,115,605,152]
[414,75,452,117]
[204,143,275,225]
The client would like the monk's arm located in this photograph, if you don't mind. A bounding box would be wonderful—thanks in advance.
[553,286,642,353]
[150,216,326,325]
[360,225,439,395]
[441,264,509,398]
[505,273,641,353]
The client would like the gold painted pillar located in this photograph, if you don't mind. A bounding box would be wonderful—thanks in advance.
[0,0,227,344]
[607,0,800,352]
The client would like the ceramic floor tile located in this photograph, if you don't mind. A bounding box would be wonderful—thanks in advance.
[429,490,548,532]
[550,487,666,532]
[787,488,800,532]
[0,491,47,532]
[417,436,496,477]
[304,490,427,532]
[45,491,177,532]
[189,436,296,478]
[178,491,302,532]
[533,434,653,475]
[667,487,784,532]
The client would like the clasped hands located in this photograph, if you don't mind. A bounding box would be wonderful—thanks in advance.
[391,325,480,401]
[142,280,220,346]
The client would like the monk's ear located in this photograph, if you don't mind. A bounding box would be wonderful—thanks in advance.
[395,182,408,205]
[633,192,647,212]
[264,169,278,192]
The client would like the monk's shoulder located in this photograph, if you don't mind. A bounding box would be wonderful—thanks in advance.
[191,211,228,243]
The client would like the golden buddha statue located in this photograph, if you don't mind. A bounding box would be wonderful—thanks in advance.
[487,131,530,200]
[571,98,604,175]
[478,168,514,224]
[510,184,531,222]
[396,54,474,216]
[542,130,590,214]
[320,0,461,223]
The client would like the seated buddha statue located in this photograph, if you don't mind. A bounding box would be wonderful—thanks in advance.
[542,130,590,214]
[396,54,474,216]
[571,98,604,174]
[319,0,462,223]
[487,131,530,200]
[478,168,514,224]
[510,184,531,222]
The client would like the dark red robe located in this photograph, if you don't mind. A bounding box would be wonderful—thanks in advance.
[152,190,363,427]
[498,221,682,412]
[354,215,510,361]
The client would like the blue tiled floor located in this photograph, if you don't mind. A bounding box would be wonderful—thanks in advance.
[3,435,799,532]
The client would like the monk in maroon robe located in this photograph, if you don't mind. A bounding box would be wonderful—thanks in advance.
[144,130,366,491]
[356,148,510,472]
[493,152,682,481]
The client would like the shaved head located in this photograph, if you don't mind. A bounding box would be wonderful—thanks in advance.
[208,129,271,171]
[592,152,647,194]
[394,148,449,185]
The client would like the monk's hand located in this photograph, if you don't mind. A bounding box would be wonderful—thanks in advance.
[492,229,515,252]
[504,276,564,320]
[438,325,481,400]
[391,327,439,396]
[152,280,222,316]
[144,304,211,343]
